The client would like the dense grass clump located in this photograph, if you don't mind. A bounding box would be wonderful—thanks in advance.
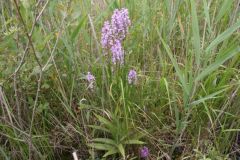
[0,0,240,159]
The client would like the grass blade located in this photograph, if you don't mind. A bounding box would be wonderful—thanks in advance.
[190,0,201,67]
[206,20,240,53]
[203,0,212,33]
[160,37,190,95]
[190,88,227,106]
[196,45,240,81]
[216,0,234,23]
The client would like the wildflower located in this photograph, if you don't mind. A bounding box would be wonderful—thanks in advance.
[128,69,137,84]
[111,8,131,41]
[101,8,131,64]
[140,146,149,158]
[86,72,95,89]
[101,21,114,49]
[111,40,124,64]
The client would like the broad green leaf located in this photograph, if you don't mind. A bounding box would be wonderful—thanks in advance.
[117,144,125,159]
[88,143,113,151]
[206,20,240,53]
[196,46,240,81]
[103,148,118,157]
[92,138,116,146]
[124,140,145,145]
[94,114,113,129]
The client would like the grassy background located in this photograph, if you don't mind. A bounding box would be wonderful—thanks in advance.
[0,0,240,159]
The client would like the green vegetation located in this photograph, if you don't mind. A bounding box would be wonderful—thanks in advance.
[0,0,240,159]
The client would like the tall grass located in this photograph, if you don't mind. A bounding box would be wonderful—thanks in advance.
[0,0,240,159]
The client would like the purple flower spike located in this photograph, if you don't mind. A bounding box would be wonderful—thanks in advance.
[111,8,131,41]
[111,40,124,64]
[128,69,137,85]
[86,72,95,89]
[101,8,131,65]
[140,146,149,158]
[101,21,114,49]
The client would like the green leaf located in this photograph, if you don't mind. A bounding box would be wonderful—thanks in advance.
[88,143,113,151]
[117,144,125,159]
[103,148,118,157]
[124,140,145,145]
[160,37,190,95]
[206,20,240,53]
[190,88,227,106]
[190,0,201,66]
[92,138,116,146]
[196,45,240,81]
[216,0,234,23]
[203,0,212,33]
[94,114,113,129]
[71,16,87,41]
[20,0,30,9]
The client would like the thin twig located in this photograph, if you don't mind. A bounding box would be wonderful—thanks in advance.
[88,14,100,57]
[0,86,13,125]
[13,0,42,68]
[13,74,22,128]
[28,72,43,160]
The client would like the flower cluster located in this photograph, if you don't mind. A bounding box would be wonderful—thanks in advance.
[111,8,131,41]
[101,8,131,64]
[101,21,114,49]
[111,40,124,64]
[87,9,133,90]
[128,69,137,85]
